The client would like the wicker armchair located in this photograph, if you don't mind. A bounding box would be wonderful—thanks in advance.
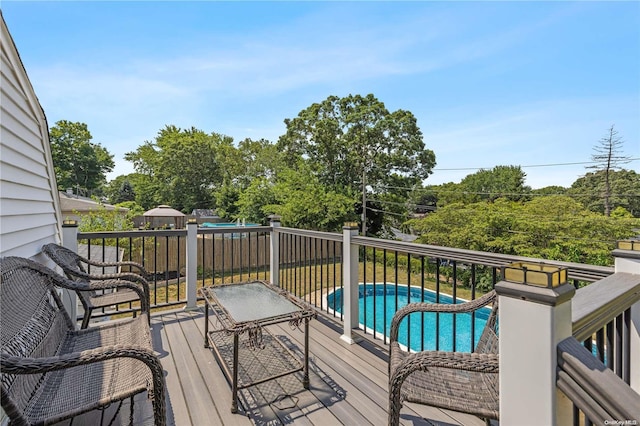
[42,242,151,328]
[0,256,166,426]
[388,290,499,425]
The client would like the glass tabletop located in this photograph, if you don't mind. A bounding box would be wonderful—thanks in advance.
[210,281,300,323]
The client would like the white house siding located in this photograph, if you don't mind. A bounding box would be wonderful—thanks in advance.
[1,13,61,259]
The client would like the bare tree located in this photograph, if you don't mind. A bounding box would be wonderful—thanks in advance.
[587,125,631,216]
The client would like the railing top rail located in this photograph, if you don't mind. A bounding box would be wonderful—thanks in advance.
[78,229,188,239]
[572,272,640,342]
[557,336,640,423]
[197,226,272,235]
[277,227,343,242]
[352,235,613,282]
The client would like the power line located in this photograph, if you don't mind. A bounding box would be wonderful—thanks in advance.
[432,157,640,172]
[371,183,640,198]
[367,207,410,217]
[367,198,437,211]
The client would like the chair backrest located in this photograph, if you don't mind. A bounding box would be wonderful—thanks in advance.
[474,293,499,355]
[1,256,74,422]
[42,243,89,278]
[41,243,97,306]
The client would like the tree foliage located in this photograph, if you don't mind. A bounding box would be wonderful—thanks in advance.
[124,126,232,212]
[277,94,435,212]
[407,195,639,266]
[431,165,531,206]
[587,125,632,216]
[77,205,134,232]
[50,120,114,194]
[236,177,277,225]
[263,164,357,231]
[569,169,640,218]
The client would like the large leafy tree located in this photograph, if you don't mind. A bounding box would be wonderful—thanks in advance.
[103,174,136,204]
[263,164,357,231]
[407,195,638,266]
[125,126,232,213]
[49,120,114,194]
[434,165,531,206]
[235,177,277,225]
[569,169,640,217]
[235,138,284,187]
[277,94,435,229]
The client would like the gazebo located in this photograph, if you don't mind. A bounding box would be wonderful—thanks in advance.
[143,205,186,229]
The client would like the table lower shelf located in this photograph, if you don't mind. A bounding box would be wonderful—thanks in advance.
[207,327,304,391]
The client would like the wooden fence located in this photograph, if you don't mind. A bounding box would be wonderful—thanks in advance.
[121,231,342,277]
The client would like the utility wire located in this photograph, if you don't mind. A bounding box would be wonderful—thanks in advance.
[371,183,640,198]
[432,158,640,171]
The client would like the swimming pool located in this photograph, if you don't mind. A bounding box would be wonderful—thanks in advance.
[326,284,492,352]
[200,222,259,228]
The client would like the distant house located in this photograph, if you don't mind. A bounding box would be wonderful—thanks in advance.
[58,189,128,225]
[0,13,62,260]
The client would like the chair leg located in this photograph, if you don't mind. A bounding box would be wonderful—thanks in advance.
[388,380,403,426]
[81,309,92,329]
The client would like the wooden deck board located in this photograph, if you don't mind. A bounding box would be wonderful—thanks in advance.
[69,308,492,426]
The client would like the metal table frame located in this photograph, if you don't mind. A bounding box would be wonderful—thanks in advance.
[199,280,316,413]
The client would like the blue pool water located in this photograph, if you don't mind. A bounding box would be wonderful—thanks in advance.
[201,222,259,228]
[327,284,492,352]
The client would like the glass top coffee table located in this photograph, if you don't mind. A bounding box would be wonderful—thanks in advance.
[199,280,316,413]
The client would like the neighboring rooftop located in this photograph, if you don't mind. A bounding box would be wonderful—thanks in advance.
[58,190,127,213]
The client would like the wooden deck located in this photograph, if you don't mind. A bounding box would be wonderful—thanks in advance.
[147,307,491,426]
[59,307,493,425]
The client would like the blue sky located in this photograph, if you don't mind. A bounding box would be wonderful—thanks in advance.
[3,1,639,189]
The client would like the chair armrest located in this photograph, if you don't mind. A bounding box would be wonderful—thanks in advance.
[390,290,496,343]
[389,349,499,384]
[83,258,148,277]
[56,277,149,315]
[82,272,150,303]
[1,345,165,411]
[1,345,159,375]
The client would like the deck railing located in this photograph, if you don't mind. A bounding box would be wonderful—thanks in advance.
[64,219,639,423]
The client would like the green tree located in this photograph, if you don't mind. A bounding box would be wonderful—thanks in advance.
[77,205,134,232]
[103,174,131,204]
[569,169,640,218]
[236,177,277,224]
[264,164,357,231]
[407,195,639,266]
[125,126,231,213]
[458,165,531,203]
[214,182,241,220]
[114,201,145,217]
[236,138,284,187]
[50,120,114,194]
[277,94,435,232]
[103,178,136,205]
[587,125,632,216]
[531,185,567,196]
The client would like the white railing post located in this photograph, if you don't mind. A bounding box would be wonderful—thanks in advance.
[341,223,360,344]
[269,215,281,286]
[613,240,640,393]
[61,220,79,328]
[495,263,575,425]
[185,219,198,309]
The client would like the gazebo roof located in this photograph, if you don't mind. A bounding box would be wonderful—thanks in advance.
[143,205,185,217]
